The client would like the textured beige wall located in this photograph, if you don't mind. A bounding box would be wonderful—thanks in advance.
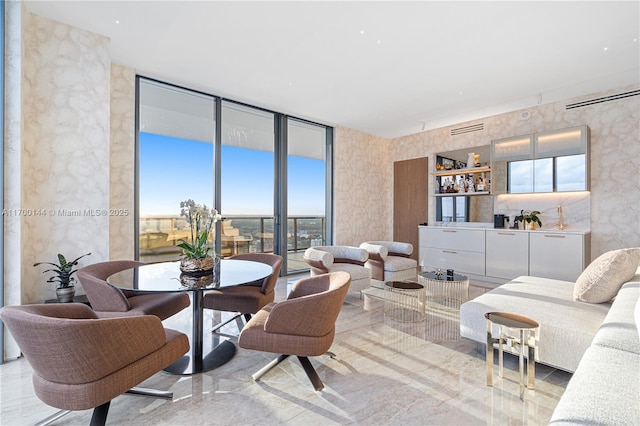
[3,0,25,359]
[391,85,640,259]
[334,127,392,246]
[109,64,136,260]
[21,12,110,302]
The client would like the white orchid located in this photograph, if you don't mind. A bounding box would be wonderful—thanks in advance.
[178,200,221,259]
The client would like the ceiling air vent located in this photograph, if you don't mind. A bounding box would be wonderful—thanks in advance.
[450,123,484,136]
[565,90,640,110]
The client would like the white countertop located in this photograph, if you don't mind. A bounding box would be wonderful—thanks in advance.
[421,223,590,235]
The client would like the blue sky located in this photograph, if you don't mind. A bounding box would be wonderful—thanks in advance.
[140,133,325,216]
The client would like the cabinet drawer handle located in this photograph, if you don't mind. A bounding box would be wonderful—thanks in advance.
[498,232,515,236]
[443,250,457,254]
[544,235,566,238]
[442,230,457,233]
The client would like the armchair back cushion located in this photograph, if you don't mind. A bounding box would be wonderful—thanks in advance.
[265,272,350,337]
[0,303,167,384]
[77,260,144,312]
[239,271,351,357]
[231,253,283,294]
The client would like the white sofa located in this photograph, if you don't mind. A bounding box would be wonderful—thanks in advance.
[460,252,640,425]
[460,275,611,372]
[549,279,639,425]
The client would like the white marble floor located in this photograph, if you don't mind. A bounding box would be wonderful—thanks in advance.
[0,275,571,425]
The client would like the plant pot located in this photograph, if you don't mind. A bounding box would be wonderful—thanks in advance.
[179,273,214,289]
[180,255,215,275]
[524,222,537,231]
[56,286,76,303]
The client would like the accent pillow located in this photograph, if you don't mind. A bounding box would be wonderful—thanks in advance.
[623,247,640,273]
[574,249,639,303]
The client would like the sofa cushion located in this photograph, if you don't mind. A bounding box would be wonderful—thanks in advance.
[460,276,610,372]
[574,249,639,303]
[549,344,640,426]
[591,282,640,355]
[636,293,640,342]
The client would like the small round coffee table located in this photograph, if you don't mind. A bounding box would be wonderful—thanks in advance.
[419,271,469,310]
[384,281,426,322]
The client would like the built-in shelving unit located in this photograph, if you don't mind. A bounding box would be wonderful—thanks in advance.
[433,191,490,197]
[432,165,491,177]
[433,166,491,196]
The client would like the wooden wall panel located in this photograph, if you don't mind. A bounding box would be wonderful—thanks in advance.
[393,157,429,260]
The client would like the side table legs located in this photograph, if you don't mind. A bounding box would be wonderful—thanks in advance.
[485,313,538,401]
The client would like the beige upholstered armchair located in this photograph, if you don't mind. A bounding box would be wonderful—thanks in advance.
[360,241,418,282]
[238,271,351,391]
[0,303,189,426]
[203,253,283,333]
[303,245,370,293]
[77,260,190,320]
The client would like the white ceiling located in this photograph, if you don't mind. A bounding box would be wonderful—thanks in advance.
[24,1,640,139]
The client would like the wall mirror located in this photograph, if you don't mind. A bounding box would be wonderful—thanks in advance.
[434,145,493,223]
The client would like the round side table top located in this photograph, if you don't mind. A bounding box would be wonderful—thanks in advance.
[385,280,424,290]
[485,312,539,329]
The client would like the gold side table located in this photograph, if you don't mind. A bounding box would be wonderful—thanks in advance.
[485,312,539,401]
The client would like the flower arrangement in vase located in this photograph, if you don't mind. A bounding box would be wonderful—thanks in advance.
[177,200,221,274]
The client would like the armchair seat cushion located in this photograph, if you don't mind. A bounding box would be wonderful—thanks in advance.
[383,256,418,272]
[331,263,371,281]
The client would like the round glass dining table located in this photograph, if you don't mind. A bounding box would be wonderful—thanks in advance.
[107,259,272,375]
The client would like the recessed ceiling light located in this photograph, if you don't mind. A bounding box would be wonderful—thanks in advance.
[360,30,365,35]
[377,40,382,44]
[459,91,463,95]
[115,20,120,24]
[634,38,638,42]
[603,47,608,51]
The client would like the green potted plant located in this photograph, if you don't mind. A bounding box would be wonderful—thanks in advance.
[514,210,542,230]
[177,199,221,274]
[34,252,91,302]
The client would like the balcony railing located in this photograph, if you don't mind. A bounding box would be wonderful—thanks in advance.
[139,215,325,264]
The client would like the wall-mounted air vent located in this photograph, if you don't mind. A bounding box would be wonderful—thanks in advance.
[565,90,640,110]
[450,123,484,136]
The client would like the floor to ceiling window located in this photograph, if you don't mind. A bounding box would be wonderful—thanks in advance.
[286,119,330,273]
[136,77,332,274]
[220,101,275,258]
[137,79,216,263]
